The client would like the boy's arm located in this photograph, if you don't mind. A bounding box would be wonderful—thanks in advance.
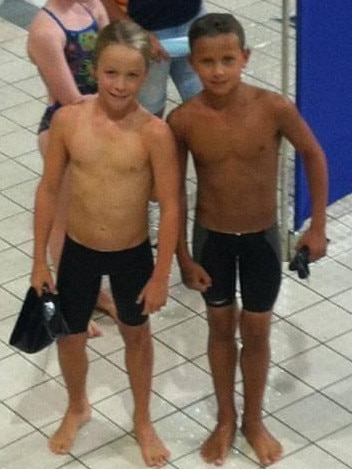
[32,111,69,294]
[278,97,328,260]
[167,111,212,292]
[138,120,180,314]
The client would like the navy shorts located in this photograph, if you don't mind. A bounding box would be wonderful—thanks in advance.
[57,236,154,333]
[192,223,282,312]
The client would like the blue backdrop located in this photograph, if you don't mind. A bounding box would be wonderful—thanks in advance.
[295,0,352,229]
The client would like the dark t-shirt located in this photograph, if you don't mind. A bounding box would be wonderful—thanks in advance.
[128,0,202,30]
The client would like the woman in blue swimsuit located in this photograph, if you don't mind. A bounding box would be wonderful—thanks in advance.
[28,1,115,334]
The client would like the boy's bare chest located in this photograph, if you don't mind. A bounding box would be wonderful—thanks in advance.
[68,127,149,174]
[187,109,279,165]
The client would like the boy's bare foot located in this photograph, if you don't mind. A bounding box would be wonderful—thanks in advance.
[87,319,103,338]
[49,406,92,455]
[241,421,282,466]
[96,289,118,322]
[201,422,236,466]
[135,421,170,467]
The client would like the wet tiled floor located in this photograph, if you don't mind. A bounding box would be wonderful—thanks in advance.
[1,1,352,468]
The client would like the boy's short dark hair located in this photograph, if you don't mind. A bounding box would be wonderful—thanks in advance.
[189,13,246,50]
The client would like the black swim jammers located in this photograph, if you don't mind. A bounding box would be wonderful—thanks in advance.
[57,236,154,333]
[192,223,282,312]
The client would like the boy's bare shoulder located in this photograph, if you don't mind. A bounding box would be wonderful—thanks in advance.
[252,85,294,112]
[167,96,201,135]
[51,100,89,131]
[140,109,174,140]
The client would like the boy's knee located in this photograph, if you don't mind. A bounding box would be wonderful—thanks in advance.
[240,310,272,341]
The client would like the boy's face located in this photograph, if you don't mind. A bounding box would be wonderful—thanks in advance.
[190,33,249,96]
[95,44,147,112]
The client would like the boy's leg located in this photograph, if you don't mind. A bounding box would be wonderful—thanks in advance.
[118,320,170,467]
[49,332,91,454]
[240,309,282,466]
[201,303,239,465]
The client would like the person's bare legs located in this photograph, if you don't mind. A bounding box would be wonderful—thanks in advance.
[118,320,170,467]
[49,332,91,454]
[240,310,282,466]
[38,132,117,337]
[201,303,239,466]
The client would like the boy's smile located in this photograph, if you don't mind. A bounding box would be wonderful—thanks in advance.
[95,44,147,114]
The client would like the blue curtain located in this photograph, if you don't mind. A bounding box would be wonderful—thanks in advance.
[295,0,352,229]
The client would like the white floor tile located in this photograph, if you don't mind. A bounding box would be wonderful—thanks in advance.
[275,444,347,469]
[0,84,31,111]
[154,411,209,460]
[15,149,43,174]
[0,402,34,447]
[2,99,45,128]
[153,362,212,408]
[150,296,197,334]
[0,130,38,159]
[270,319,318,363]
[0,431,73,469]
[0,247,32,283]
[5,379,67,428]
[155,315,208,360]
[109,339,186,376]
[169,283,206,314]
[79,358,130,403]
[94,389,176,432]
[0,353,49,400]
[274,393,351,441]
[263,366,313,413]
[322,375,352,412]
[0,116,20,137]
[80,434,173,469]
[1,3,352,468]
[2,178,39,210]
[327,330,352,360]
[0,211,33,245]
[274,276,322,318]
[0,58,37,84]
[317,424,352,467]
[280,344,352,390]
[14,75,47,99]
[286,300,352,342]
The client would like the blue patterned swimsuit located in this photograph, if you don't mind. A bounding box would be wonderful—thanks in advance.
[38,6,99,133]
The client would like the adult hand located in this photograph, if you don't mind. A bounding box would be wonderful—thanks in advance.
[148,32,169,62]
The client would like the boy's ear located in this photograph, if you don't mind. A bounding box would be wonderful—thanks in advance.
[242,47,251,68]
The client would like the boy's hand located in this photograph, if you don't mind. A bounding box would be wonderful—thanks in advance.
[31,263,55,296]
[181,261,212,292]
[137,277,168,316]
[296,228,327,262]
